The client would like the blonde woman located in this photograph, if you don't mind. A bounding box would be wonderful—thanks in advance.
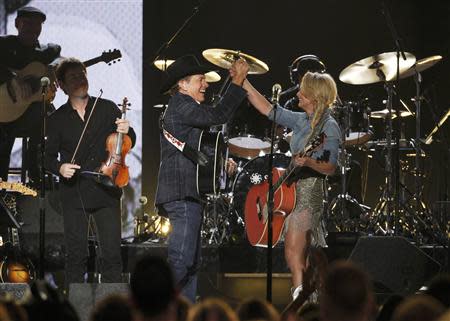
[243,71,341,300]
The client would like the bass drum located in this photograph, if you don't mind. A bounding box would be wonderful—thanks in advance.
[231,154,291,221]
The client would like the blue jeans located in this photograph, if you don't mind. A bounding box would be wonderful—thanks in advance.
[162,200,203,303]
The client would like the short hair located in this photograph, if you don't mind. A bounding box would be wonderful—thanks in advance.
[176,295,192,321]
[320,260,374,321]
[236,298,279,321]
[391,294,445,321]
[55,58,86,83]
[425,273,450,308]
[0,299,28,321]
[90,294,132,321]
[130,255,176,319]
[169,75,192,96]
[187,298,239,321]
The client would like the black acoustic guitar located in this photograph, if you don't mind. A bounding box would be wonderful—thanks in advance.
[196,131,226,196]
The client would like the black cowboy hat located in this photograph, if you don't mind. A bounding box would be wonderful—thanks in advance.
[17,6,46,22]
[160,55,214,94]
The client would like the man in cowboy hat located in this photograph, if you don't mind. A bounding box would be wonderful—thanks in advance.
[0,6,61,184]
[155,54,249,302]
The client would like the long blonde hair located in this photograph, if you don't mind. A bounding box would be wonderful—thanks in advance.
[300,71,337,130]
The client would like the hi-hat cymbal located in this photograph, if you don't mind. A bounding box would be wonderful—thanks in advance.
[202,48,269,74]
[153,59,221,82]
[370,109,413,119]
[339,52,416,85]
[400,55,443,79]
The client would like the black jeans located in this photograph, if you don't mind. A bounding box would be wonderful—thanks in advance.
[62,204,122,285]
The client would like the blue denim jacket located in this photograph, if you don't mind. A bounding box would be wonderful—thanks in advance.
[155,83,247,206]
[268,107,341,165]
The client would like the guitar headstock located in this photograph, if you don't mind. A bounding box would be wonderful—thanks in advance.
[304,133,325,155]
[100,49,122,65]
[0,182,37,197]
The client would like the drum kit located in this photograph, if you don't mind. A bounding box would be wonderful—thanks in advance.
[154,48,443,245]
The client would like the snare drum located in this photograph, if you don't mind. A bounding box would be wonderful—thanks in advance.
[227,100,274,159]
[228,136,272,159]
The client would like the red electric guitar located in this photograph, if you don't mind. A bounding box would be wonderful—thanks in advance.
[244,133,324,247]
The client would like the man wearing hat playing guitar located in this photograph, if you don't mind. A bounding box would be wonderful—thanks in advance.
[156,55,249,302]
[0,6,61,184]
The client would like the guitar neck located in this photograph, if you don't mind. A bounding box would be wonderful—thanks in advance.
[273,162,296,192]
[83,57,103,67]
[272,148,312,192]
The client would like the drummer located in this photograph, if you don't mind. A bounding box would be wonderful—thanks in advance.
[243,71,341,301]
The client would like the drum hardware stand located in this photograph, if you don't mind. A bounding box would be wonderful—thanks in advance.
[368,78,398,235]
[327,104,370,231]
[201,193,230,245]
[381,1,413,236]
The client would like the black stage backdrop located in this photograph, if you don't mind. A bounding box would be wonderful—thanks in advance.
[143,0,450,216]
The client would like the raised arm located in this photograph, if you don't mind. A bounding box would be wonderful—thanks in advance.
[241,78,272,116]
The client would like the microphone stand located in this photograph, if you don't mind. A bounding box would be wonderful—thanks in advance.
[149,2,205,64]
[38,83,49,279]
[266,86,281,302]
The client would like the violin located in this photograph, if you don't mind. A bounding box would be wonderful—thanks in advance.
[99,97,132,187]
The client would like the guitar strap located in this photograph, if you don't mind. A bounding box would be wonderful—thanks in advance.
[301,111,329,155]
[287,112,331,184]
[159,107,209,167]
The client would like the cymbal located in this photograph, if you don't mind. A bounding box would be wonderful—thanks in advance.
[339,52,416,85]
[400,55,443,79]
[202,48,269,74]
[370,109,413,119]
[154,59,175,71]
[154,59,221,83]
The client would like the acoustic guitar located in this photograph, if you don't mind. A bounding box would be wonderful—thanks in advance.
[244,133,324,247]
[0,49,121,122]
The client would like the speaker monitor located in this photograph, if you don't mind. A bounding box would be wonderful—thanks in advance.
[68,283,128,321]
[349,236,441,296]
[0,283,30,301]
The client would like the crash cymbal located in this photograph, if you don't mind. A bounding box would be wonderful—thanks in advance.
[153,59,221,82]
[370,109,413,119]
[204,71,221,82]
[202,48,269,74]
[400,55,443,79]
[339,52,416,85]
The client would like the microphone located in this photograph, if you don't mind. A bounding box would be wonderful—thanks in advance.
[271,83,282,104]
[279,84,299,98]
[40,77,50,87]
